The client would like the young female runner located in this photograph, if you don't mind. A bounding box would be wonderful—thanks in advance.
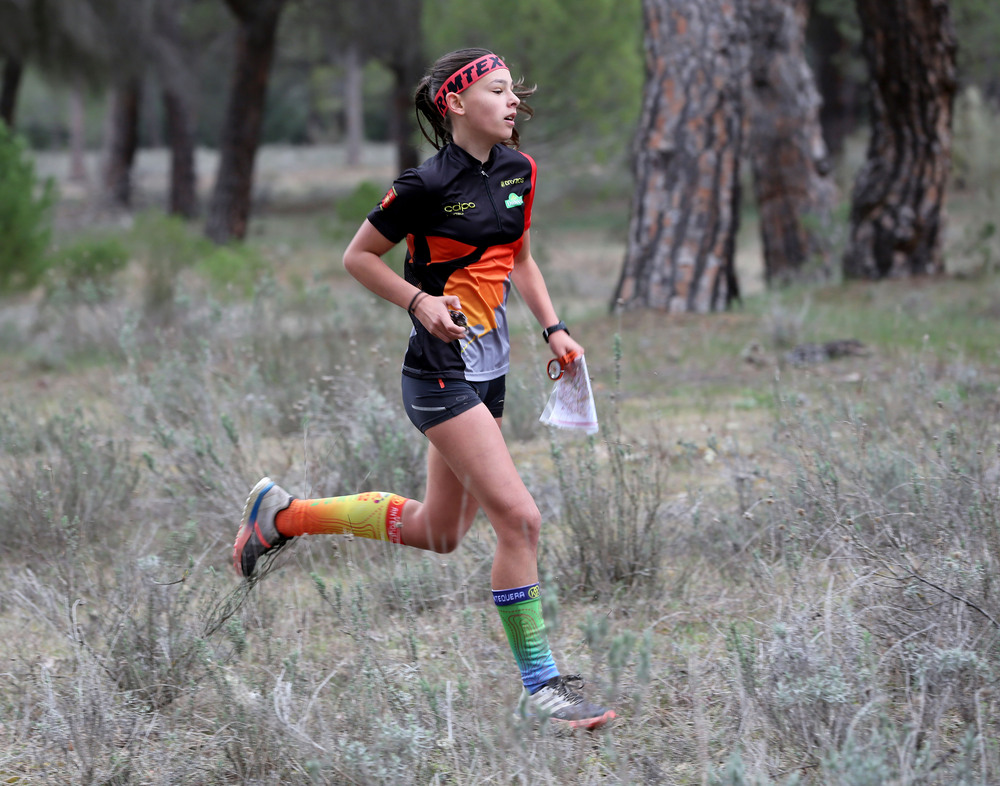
[233,48,615,730]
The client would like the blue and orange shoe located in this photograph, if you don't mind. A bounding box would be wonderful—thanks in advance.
[233,477,294,577]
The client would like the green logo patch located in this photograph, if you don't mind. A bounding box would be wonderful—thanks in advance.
[504,192,524,209]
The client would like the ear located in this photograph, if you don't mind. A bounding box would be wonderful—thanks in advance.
[446,91,466,116]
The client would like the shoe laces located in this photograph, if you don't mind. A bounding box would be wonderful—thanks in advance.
[548,674,585,705]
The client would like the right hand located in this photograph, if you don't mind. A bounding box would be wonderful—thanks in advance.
[413,294,467,342]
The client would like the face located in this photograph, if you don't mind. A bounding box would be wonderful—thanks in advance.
[448,69,520,145]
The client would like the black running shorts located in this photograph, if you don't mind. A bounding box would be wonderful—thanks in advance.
[401,375,506,433]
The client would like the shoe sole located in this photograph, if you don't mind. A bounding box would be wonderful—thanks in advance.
[233,477,275,577]
[516,708,618,731]
[556,709,617,730]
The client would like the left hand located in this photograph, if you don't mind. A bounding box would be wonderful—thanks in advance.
[548,329,584,362]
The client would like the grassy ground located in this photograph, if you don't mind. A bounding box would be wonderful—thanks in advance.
[1,143,1000,784]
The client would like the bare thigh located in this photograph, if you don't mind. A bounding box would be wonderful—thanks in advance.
[400,403,538,559]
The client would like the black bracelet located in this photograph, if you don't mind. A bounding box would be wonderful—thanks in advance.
[542,320,569,343]
[407,291,427,315]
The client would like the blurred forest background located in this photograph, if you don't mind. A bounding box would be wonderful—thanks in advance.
[3,1,1000,785]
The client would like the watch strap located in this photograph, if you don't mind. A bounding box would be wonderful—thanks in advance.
[542,321,569,343]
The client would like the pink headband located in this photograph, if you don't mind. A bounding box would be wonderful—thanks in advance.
[433,54,508,117]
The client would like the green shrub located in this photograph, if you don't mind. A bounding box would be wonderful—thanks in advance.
[336,180,385,226]
[197,243,269,297]
[47,233,130,301]
[0,121,55,293]
[125,211,213,323]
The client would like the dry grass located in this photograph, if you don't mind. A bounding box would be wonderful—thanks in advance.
[2,139,1000,784]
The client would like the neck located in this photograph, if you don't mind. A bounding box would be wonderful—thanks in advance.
[452,131,495,164]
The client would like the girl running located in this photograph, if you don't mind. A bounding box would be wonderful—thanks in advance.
[233,48,615,730]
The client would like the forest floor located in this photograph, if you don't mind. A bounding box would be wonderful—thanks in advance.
[3,143,1000,785]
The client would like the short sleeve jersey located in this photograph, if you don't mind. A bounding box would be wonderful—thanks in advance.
[367,142,537,381]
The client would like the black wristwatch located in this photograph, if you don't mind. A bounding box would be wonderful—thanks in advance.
[542,321,569,343]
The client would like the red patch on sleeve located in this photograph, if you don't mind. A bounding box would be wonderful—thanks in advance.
[380,187,398,210]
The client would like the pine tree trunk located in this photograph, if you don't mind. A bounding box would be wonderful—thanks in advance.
[155,0,199,219]
[747,0,837,286]
[613,0,747,313]
[1,59,23,127]
[844,0,957,279]
[102,80,142,208]
[205,0,286,243]
[163,87,198,218]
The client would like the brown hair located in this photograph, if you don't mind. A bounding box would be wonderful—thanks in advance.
[414,48,535,151]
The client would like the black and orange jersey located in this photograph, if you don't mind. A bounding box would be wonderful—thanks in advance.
[367,142,536,381]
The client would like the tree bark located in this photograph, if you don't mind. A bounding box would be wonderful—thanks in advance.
[154,0,199,219]
[163,87,198,218]
[844,0,957,279]
[747,0,837,286]
[384,0,423,172]
[389,60,421,171]
[102,79,142,208]
[1,58,24,128]
[613,0,747,313]
[205,0,286,244]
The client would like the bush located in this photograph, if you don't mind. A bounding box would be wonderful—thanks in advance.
[0,121,55,293]
[197,243,269,298]
[47,233,130,301]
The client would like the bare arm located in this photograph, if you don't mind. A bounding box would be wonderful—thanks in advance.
[343,219,466,342]
[509,230,584,358]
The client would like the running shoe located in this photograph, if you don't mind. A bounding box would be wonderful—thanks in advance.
[233,477,293,577]
[517,674,617,730]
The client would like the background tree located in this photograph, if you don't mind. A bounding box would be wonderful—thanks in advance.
[0,0,113,128]
[424,0,642,165]
[102,78,142,207]
[613,0,747,313]
[844,0,957,278]
[152,0,200,218]
[289,0,424,169]
[747,0,837,285]
[205,0,287,243]
[99,1,154,209]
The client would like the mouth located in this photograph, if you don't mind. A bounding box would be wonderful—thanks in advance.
[504,113,517,125]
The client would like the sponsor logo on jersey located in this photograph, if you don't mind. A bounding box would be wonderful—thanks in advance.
[504,192,524,209]
[380,187,397,210]
[444,201,476,216]
[500,177,525,187]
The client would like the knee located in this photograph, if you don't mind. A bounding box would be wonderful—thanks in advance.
[431,532,463,554]
[495,501,541,547]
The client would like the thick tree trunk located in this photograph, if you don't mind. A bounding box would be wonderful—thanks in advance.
[102,80,142,208]
[389,62,420,172]
[613,0,747,313]
[1,59,23,127]
[747,0,838,286]
[205,0,286,243]
[163,87,198,218]
[154,0,199,219]
[844,0,957,279]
